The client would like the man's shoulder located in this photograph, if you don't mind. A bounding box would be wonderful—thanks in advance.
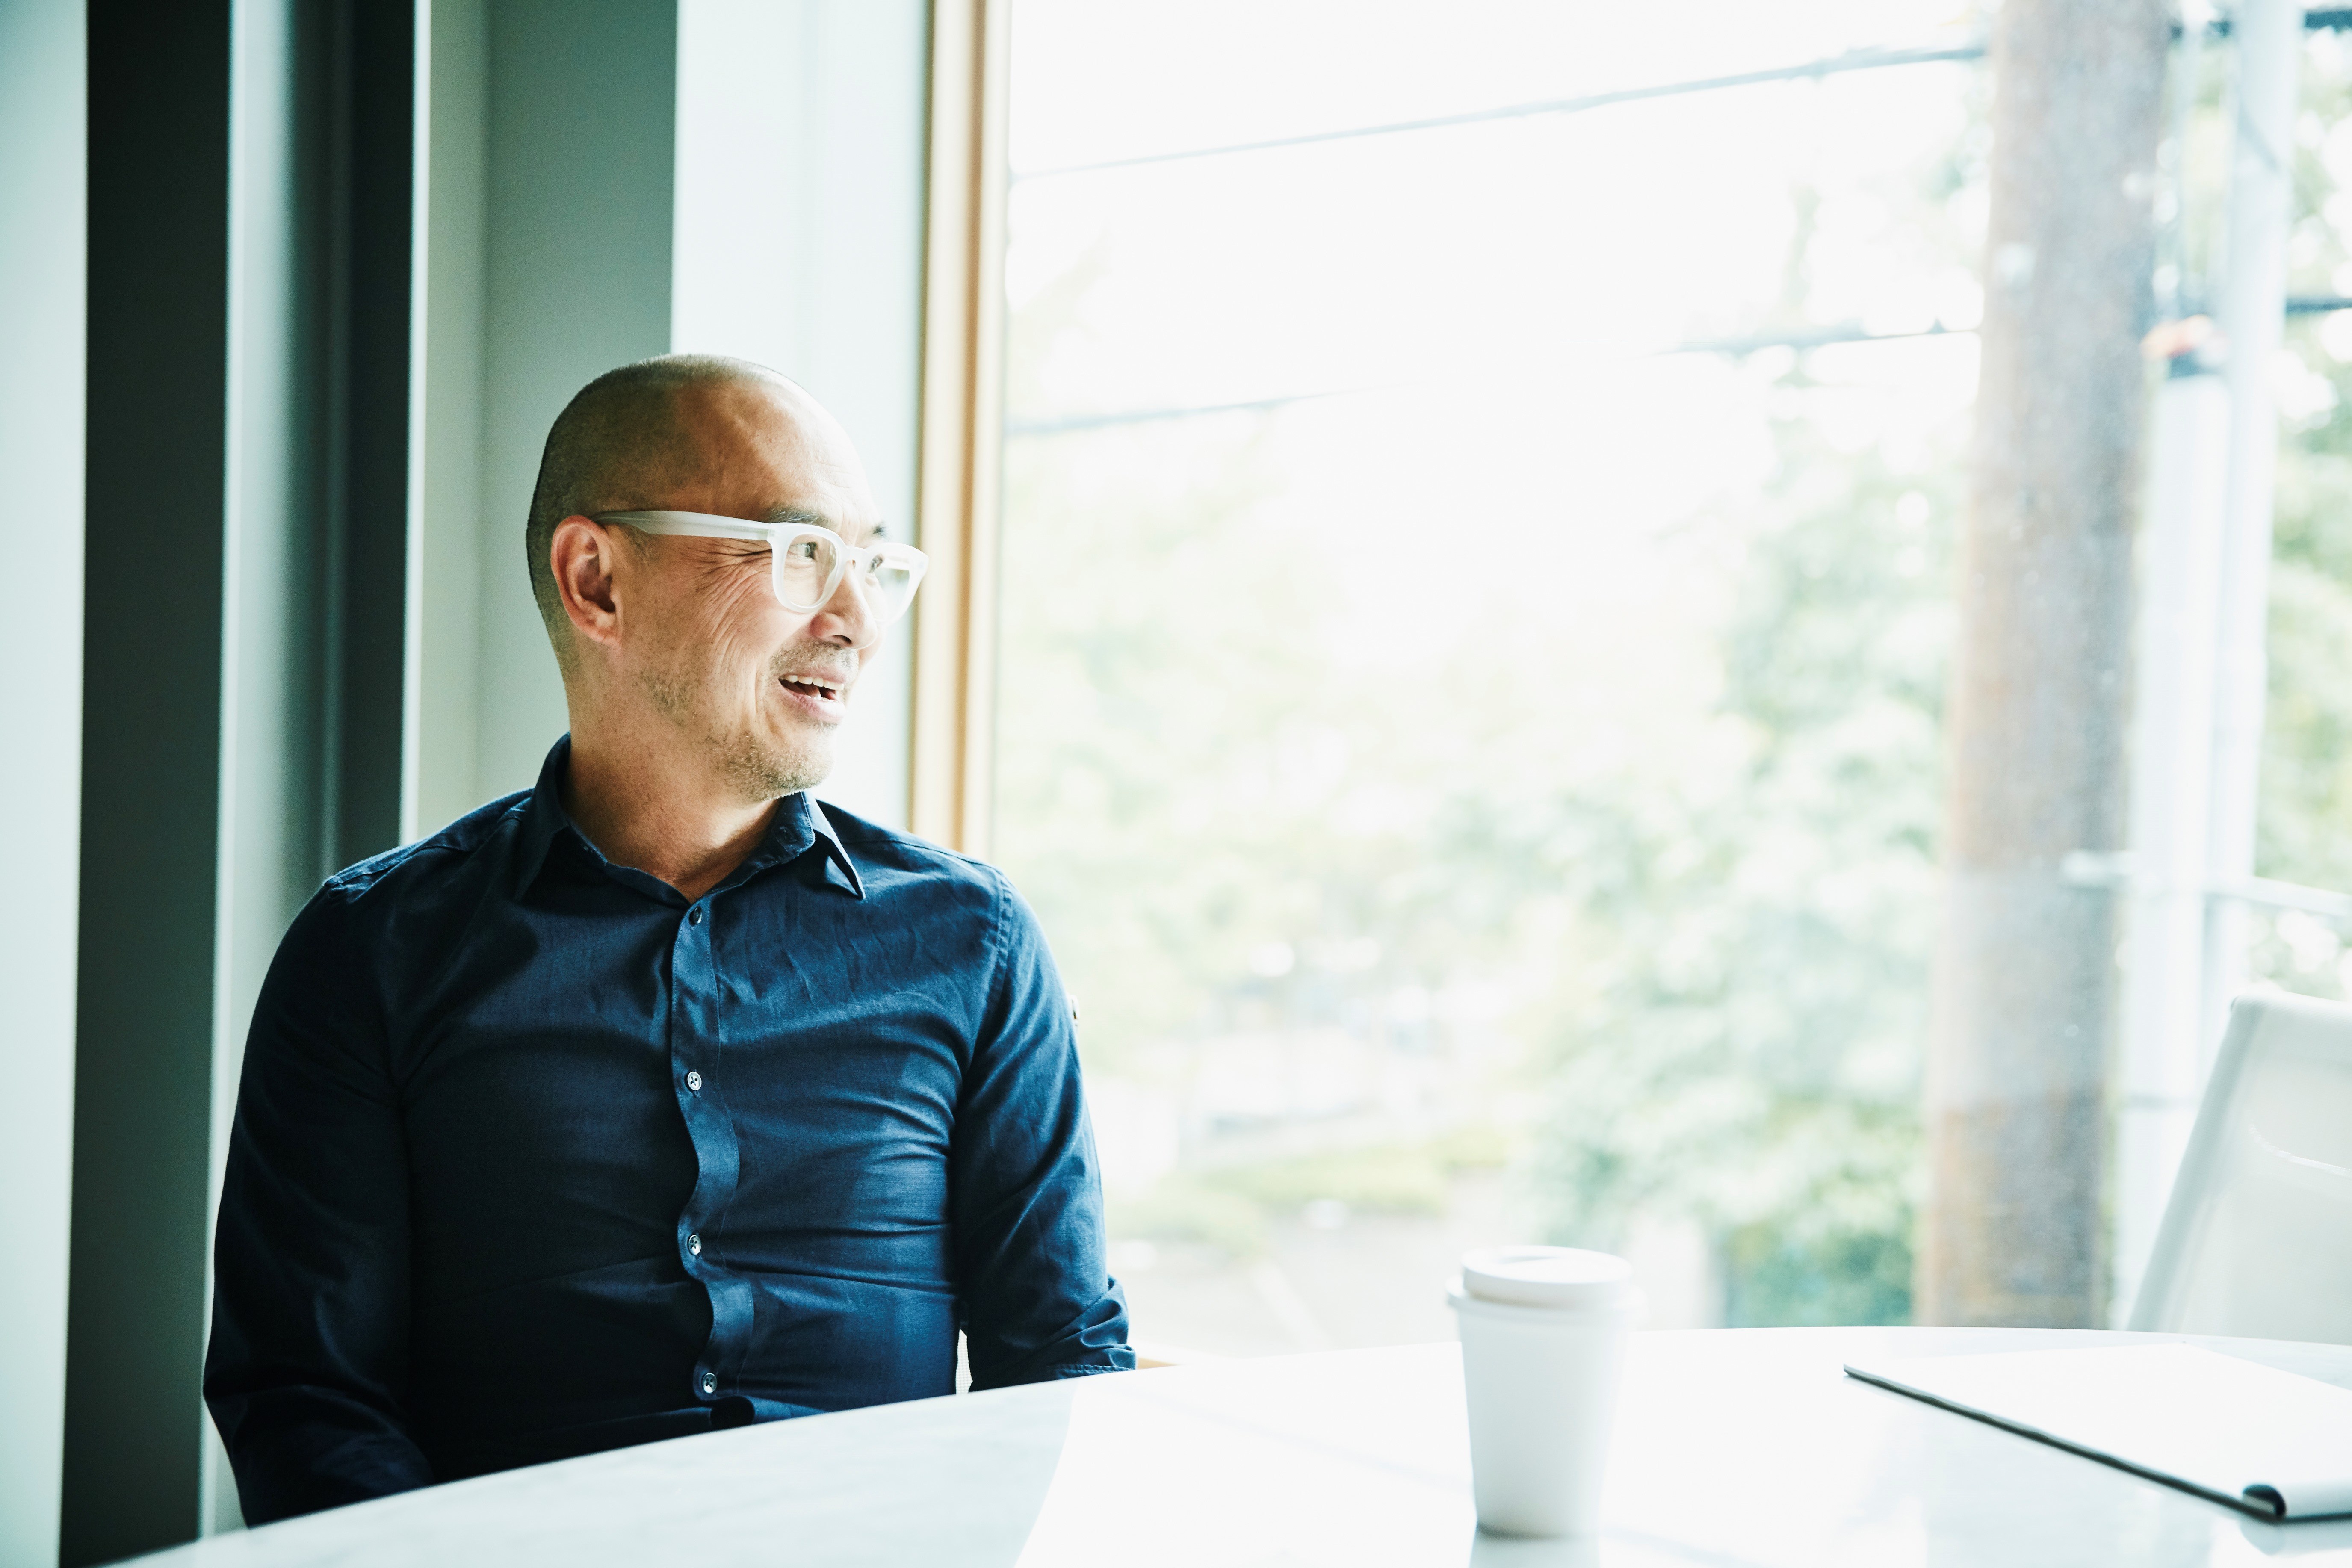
[319,789,535,907]
[814,804,1044,940]
[812,804,1063,1002]
[812,800,1014,906]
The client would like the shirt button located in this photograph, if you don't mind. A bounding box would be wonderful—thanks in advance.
[688,907,705,926]
[685,1071,702,1092]
[688,1232,702,1255]
[700,1372,717,1396]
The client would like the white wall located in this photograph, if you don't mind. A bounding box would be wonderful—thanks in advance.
[415,0,930,831]
[0,3,84,1563]
[410,0,490,836]
[412,0,683,824]
[671,0,931,827]
[476,0,682,805]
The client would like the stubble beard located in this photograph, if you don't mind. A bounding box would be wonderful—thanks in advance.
[715,719,830,801]
[638,649,838,802]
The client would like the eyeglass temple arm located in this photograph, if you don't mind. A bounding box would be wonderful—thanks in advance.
[593,510,778,543]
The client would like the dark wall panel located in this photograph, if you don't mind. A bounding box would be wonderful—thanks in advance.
[65,2,418,1558]
[332,0,417,870]
[66,2,235,1561]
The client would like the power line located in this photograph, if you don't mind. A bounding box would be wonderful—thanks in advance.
[1662,321,1960,357]
[1011,41,1987,184]
[1004,322,1970,438]
[2188,6,2352,35]
[1006,298,2352,437]
[1007,387,1365,438]
[1014,8,2352,186]
[1004,13,2352,439]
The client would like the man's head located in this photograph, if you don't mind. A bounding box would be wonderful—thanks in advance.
[528,354,887,800]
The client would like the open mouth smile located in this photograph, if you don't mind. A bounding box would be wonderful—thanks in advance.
[777,671,850,718]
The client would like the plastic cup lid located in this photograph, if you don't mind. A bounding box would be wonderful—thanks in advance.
[1459,1246,1634,1309]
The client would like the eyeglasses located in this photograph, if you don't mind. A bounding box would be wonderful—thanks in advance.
[593,511,930,626]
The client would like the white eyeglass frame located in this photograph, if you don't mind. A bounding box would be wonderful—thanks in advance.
[592,509,930,621]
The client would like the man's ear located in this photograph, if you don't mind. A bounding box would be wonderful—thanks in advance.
[550,515,627,652]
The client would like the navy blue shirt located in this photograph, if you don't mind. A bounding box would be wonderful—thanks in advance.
[204,739,1130,1524]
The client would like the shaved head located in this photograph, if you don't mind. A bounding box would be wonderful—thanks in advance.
[530,352,888,809]
[526,353,788,666]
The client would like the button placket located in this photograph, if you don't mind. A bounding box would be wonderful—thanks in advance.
[671,892,747,1402]
[673,899,713,1273]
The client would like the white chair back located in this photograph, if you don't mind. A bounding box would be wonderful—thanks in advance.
[2130,991,2352,1343]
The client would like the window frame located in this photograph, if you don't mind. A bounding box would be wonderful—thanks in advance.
[910,0,1013,856]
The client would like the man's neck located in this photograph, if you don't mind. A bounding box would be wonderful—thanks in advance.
[560,722,782,903]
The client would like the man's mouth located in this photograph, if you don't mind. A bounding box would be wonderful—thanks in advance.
[779,673,843,701]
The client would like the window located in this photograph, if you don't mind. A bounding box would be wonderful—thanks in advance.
[952,0,2352,1349]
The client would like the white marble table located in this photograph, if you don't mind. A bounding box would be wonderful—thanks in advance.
[133,1328,2352,1566]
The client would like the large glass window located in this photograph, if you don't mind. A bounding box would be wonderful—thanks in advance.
[986,1,2352,1351]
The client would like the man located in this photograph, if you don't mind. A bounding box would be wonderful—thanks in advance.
[203,355,1130,1524]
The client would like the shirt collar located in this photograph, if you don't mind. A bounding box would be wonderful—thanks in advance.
[513,736,864,901]
[509,739,576,896]
[803,797,866,899]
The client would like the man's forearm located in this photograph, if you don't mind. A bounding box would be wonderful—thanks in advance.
[206,1381,435,1524]
[968,1286,1136,1391]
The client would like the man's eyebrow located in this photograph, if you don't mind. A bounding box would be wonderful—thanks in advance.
[754,505,886,544]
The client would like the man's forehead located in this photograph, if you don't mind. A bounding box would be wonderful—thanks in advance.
[682,381,884,539]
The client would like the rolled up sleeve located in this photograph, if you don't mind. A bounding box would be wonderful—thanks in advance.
[951,876,1133,1388]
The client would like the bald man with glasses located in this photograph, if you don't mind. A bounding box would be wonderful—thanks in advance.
[204,355,1131,1524]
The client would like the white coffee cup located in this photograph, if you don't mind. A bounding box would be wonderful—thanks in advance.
[1449,1246,1640,1538]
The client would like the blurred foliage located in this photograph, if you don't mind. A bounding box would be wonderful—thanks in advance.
[1111,1133,1514,1258]
[1723,1222,1914,1329]
[990,32,2352,1335]
[1219,1147,1453,1217]
[998,349,1951,1325]
[995,107,1962,1332]
[1111,1177,1271,1258]
[1519,151,1963,1323]
[1530,404,1951,1326]
[2250,38,2352,997]
[1216,1128,1513,1214]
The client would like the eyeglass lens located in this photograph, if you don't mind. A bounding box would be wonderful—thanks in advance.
[771,533,921,624]
[774,533,836,610]
[859,555,921,623]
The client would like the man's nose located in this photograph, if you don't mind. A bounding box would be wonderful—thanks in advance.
[811,568,880,649]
